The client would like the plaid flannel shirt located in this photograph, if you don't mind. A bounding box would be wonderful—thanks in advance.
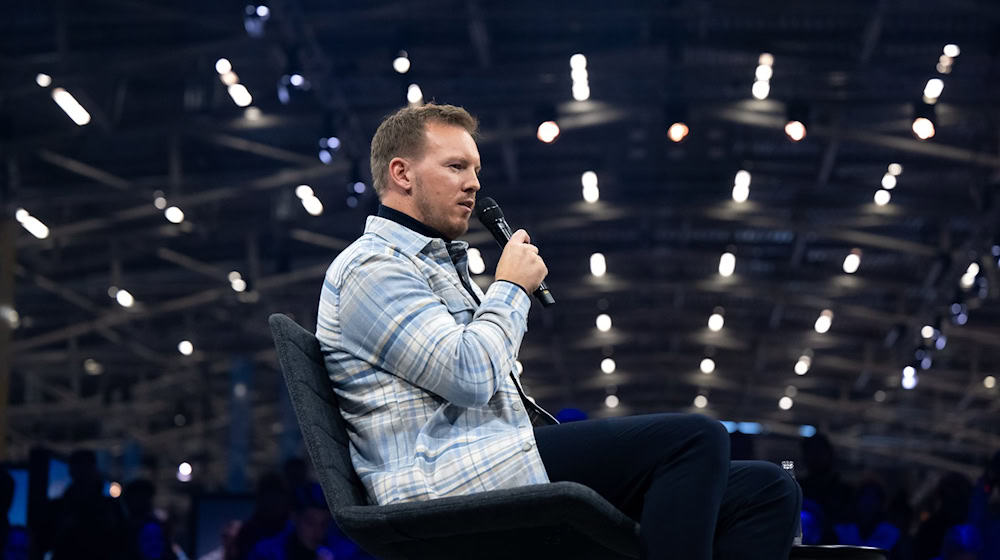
[316,215,553,505]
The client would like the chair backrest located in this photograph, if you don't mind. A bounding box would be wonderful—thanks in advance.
[268,313,368,511]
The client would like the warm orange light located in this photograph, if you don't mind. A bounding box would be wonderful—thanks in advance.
[667,122,689,143]
[784,120,806,141]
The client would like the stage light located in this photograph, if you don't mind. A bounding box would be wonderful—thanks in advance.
[794,354,811,375]
[164,206,185,224]
[231,278,247,292]
[902,375,917,390]
[800,425,817,437]
[708,308,725,332]
[221,71,239,86]
[921,325,935,339]
[667,122,689,143]
[604,395,620,408]
[227,84,252,107]
[590,253,607,277]
[784,120,806,141]
[302,195,323,216]
[881,173,897,190]
[758,53,774,66]
[570,53,587,70]
[0,306,19,329]
[694,395,708,408]
[874,189,891,206]
[700,358,715,374]
[51,88,91,125]
[14,208,50,239]
[732,170,751,202]
[35,73,52,87]
[243,4,269,37]
[985,376,996,389]
[109,482,122,498]
[596,314,612,332]
[215,58,232,74]
[115,289,135,308]
[814,310,833,334]
[751,80,770,100]
[923,78,944,103]
[468,248,486,275]
[582,174,600,203]
[888,163,903,176]
[732,184,749,203]
[912,103,935,140]
[571,67,588,83]
[843,249,861,274]
[407,83,423,105]
[943,44,960,58]
[755,64,773,81]
[601,358,616,374]
[778,397,793,410]
[176,462,193,482]
[244,107,261,121]
[874,390,886,402]
[536,120,560,143]
[178,340,194,355]
[83,358,103,376]
[295,184,313,199]
[719,252,736,277]
[393,51,410,74]
[572,83,591,101]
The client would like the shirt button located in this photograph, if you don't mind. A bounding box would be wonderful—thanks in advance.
[522,442,533,452]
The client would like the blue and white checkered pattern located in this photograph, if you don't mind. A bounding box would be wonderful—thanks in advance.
[316,216,551,505]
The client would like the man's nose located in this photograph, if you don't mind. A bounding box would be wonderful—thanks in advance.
[465,174,480,192]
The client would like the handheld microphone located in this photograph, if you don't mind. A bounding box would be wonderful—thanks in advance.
[475,197,556,307]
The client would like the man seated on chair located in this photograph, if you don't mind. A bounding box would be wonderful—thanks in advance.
[316,103,801,559]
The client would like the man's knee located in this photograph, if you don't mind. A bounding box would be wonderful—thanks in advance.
[744,461,802,516]
[680,414,730,464]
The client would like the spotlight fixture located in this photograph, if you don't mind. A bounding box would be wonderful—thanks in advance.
[665,103,689,143]
[784,101,809,142]
[912,102,936,140]
[536,105,560,143]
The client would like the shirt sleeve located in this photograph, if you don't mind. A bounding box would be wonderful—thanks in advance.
[337,251,531,407]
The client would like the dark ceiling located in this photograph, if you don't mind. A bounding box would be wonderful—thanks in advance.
[2,0,1000,495]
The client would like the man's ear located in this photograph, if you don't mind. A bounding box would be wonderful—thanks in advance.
[388,157,412,193]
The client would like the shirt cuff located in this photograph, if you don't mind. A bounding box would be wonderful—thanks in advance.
[488,280,532,316]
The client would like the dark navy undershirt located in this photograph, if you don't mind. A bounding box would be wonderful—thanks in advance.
[377,204,451,241]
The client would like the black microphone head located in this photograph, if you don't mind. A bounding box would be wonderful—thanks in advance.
[475,196,504,224]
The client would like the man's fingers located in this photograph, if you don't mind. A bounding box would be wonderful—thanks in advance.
[509,229,530,244]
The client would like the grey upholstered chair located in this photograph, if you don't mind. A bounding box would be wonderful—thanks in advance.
[269,312,887,560]
[268,313,641,559]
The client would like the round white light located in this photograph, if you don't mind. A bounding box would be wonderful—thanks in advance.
[590,253,607,277]
[295,184,313,199]
[707,313,725,332]
[227,83,253,107]
[921,325,935,339]
[215,58,232,75]
[667,122,689,143]
[537,120,560,143]
[719,252,736,277]
[874,390,886,402]
[35,73,52,87]
[581,171,598,190]
[751,80,770,100]
[985,375,996,389]
[289,74,304,87]
[596,314,612,332]
[221,71,239,86]
[923,78,945,100]
[178,462,193,476]
[734,170,751,189]
[693,395,708,408]
[943,44,960,58]
[754,64,773,81]
[874,189,891,206]
[902,375,917,389]
[903,366,916,378]
[912,117,935,140]
[700,358,716,374]
[758,53,774,66]
[164,206,185,224]
[407,83,423,105]
[302,196,323,216]
[83,358,103,376]
[109,481,122,498]
[601,358,616,374]
[881,173,897,190]
[393,54,410,74]
[814,310,833,334]
[571,83,591,101]
[177,340,194,355]
[784,120,806,141]
[570,53,587,70]
[583,184,600,203]
[731,184,750,203]
[778,396,793,410]
[231,278,247,292]
[794,357,811,376]
[604,394,619,408]
[570,67,589,82]
[888,163,903,176]
[842,251,861,274]
[115,289,135,308]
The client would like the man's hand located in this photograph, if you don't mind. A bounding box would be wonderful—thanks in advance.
[495,229,548,294]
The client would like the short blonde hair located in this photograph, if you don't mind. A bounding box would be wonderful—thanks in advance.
[369,103,478,197]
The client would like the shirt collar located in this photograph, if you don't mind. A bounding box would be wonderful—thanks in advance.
[365,208,470,258]
[377,204,451,241]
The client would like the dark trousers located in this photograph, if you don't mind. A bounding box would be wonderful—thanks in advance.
[533,413,801,560]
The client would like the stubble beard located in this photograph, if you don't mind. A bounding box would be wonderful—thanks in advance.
[414,175,468,239]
